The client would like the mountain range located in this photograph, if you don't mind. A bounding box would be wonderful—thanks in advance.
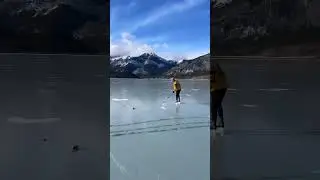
[213,0,320,56]
[110,53,210,78]
[0,0,107,54]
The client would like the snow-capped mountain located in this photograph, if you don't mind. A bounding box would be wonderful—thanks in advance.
[110,53,210,78]
[110,53,177,78]
[0,0,106,54]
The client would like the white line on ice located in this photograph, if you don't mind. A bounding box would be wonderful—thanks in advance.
[112,98,129,101]
[258,88,293,91]
[312,169,320,174]
[110,152,128,175]
[8,117,61,124]
[240,104,258,108]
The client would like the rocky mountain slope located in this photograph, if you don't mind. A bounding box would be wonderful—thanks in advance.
[164,54,210,78]
[0,0,106,54]
[212,0,320,56]
[110,53,210,78]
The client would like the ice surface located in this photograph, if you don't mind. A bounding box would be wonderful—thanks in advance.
[211,60,320,179]
[110,78,210,180]
[111,60,320,180]
[0,82,109,180]
[0,54,109,180]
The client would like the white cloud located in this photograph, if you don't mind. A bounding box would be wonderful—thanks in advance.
[130,0,207,32]
[152,43,169,49]
[110,32,208,60]
[110,32,155,57]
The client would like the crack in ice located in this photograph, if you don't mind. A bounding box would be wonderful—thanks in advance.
[110,152,128,175]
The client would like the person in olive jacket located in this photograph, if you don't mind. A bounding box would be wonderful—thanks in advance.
[210,62,228,131]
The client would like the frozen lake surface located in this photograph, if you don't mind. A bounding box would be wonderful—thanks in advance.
[212,59,320,179]
[0,54,109,180]
[110,78,210,180]
[111,59,320,180]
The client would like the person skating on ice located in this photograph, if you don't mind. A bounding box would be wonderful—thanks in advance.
[211,62,228,134]
[172,77,182,103]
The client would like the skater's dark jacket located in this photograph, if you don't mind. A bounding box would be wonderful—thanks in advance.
[211,65,228,92]
[172,79,181,92]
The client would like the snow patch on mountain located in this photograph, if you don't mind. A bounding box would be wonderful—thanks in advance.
[110,53,177,77]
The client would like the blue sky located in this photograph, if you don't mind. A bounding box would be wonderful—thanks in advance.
[110,0,210,60]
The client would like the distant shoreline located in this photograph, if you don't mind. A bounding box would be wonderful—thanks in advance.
[110,56,320,79]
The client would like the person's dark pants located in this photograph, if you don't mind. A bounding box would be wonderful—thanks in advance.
[176,90,181,102]
[211,88,227,129]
